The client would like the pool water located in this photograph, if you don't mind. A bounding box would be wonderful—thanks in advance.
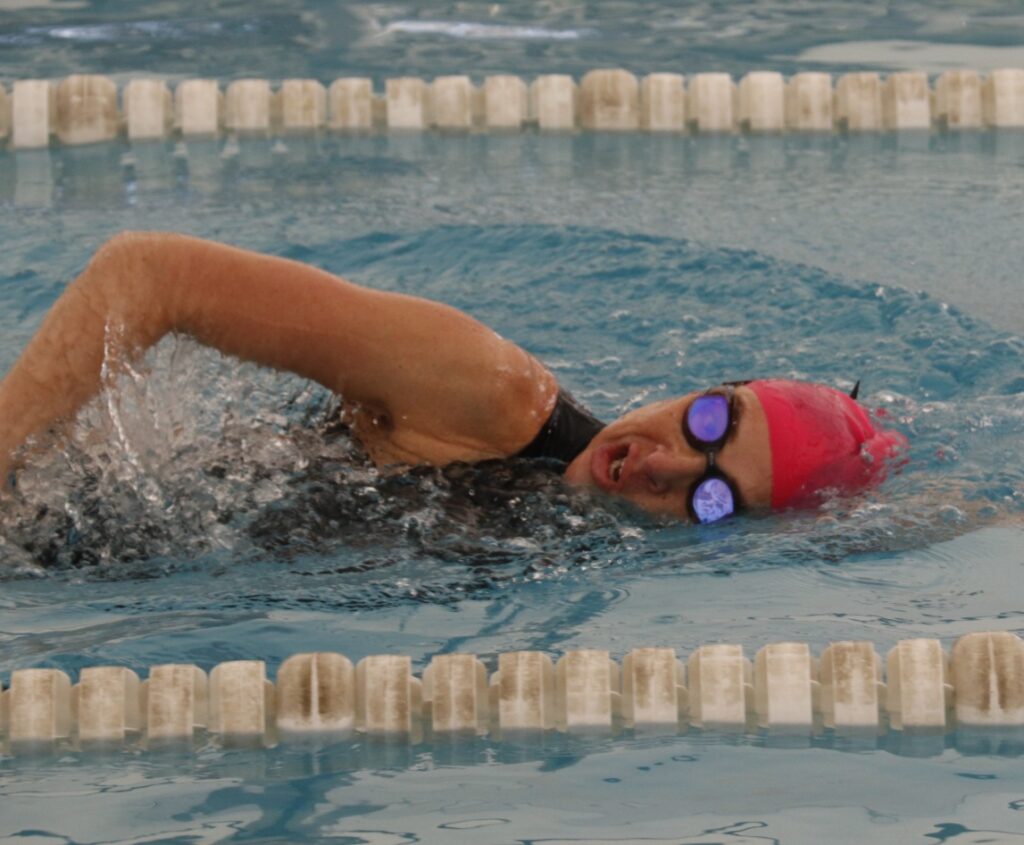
[3,4,1024,844]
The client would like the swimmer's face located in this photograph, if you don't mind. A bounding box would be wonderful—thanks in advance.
[563,385,772,519]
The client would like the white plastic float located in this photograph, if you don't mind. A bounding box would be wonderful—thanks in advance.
[530,74,577,130]
[428,75,472,130]
[424,652,489,735]
[6,67,1021,147]
[983,68,1024,127]
[225,79,273,136]
[738,71,785,133]
[124,79,173,141]
[687,644,752,730]
[489,650,557,737]
[328,78,374,131]
[785,72,833,131]
[276,652,355,738]
[754,642,816,732]
[74,666,142,746]
[3,632,1024,755]
[621,647,687,733]
[688,72,737,133]
[174,79,223,139]
[56,74,118,145]
[11,79,55,149]
[818,641,884,732]
[951,631,1024,726]
[356,654,422,740]
[484,74,528,130]
[882,72,932,131]
[935,69,983,130]
[580,69,639,131]
[6,668,72,749]
[556,649,620,734]
[835,72,883,132]
[885,638,952,730]
[140,663,209,746]
[209,660,275,746]
[385,77,428,131]
[277,79,326,134]
[640,73,685,132]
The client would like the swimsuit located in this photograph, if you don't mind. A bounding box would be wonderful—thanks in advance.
[515,388,606,465]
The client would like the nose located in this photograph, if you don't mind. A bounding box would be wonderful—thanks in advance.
[638,447,707,494]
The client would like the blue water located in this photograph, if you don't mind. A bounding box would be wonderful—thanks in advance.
[2,4,1024,844]
[4,1,1024,81]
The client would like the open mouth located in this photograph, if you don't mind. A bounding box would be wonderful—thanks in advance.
[609,454,626,483]
[592,442,632,492]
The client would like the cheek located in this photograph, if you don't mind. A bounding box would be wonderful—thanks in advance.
[727,453,773,508]
[624,489,687,519]
[563,456,588,486]
[563,443,596,486]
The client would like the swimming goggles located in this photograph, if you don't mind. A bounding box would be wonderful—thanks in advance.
[683,388,742,524]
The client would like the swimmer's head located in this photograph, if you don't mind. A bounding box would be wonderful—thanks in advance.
[745,379,907,509]
[563,379,906,520]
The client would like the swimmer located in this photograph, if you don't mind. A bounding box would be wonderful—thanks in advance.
[0,232,905,523]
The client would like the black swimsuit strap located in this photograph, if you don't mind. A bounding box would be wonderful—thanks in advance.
[516,388,606,465]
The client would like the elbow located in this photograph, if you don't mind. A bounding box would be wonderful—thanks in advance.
[85,232,153,290]
[90,231,159,274]
[81,231,169,342]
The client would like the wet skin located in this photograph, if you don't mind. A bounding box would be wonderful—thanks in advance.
[563,386,773,519]
[0,235,775,515]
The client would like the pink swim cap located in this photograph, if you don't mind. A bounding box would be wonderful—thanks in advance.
[747,379,907,509]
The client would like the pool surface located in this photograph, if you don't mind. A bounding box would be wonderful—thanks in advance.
[2,3,1024,844]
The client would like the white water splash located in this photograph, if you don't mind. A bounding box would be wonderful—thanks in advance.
[380,20,585,41]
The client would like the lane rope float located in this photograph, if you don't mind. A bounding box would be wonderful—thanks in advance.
[2,631,1023,755]
[1,68,1023,149]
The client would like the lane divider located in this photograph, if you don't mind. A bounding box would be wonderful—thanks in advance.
[2,631,1023,754]
[2,69,1024,149]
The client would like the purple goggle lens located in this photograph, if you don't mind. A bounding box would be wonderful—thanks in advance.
[690,476,737,524]
[684,389,739,524]
[686,394,731,447]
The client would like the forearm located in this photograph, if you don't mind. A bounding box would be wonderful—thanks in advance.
[154,234,358,393]
[0,231,335,471]
[0,233,166,475]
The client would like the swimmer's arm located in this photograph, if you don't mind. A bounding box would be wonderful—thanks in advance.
[0,232,558,478]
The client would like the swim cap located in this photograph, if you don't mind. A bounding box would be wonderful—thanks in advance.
[747,379,907,509]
